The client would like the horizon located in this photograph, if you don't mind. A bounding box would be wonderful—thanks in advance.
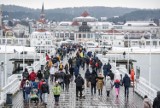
[0,0,160,9]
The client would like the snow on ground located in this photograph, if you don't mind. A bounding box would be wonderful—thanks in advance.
[0,45,36,53]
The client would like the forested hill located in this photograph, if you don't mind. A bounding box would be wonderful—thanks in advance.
[108,9,160,23]
[1,5,160,22]
[1,5,137,21]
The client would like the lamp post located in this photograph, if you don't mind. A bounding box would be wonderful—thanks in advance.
[4,32,7,85]
[23,33,25,71]
[147,31,152,86]
[125,32,130,73]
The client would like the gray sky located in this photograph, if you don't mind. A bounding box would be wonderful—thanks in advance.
[0,0,160,9]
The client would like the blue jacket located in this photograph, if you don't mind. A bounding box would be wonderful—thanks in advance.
[122,74,131,87]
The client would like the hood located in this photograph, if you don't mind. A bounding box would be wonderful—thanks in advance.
[157,91,160,98]
[125,74,128,78]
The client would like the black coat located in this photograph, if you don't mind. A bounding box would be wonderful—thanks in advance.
[75,76,84,87]
[122,74,131,87]
[153,91,160,108]
[89,74,97,85]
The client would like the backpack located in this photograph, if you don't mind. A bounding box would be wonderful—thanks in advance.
[53,86,61,95]
[41,84,48,93]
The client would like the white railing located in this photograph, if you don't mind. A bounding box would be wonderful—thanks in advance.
[135,77,157,102]
[0,76,20,104]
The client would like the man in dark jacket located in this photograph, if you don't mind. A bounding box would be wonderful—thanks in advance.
[41,81,49,105]
[153,91,160,108]
[89,72,97,95]
[122,74,131,98]
[75,74,84,98]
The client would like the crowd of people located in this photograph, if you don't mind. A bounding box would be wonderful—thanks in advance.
[20,43,160,108]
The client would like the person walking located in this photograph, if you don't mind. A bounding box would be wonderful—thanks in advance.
[37,70,43,81]
[41,80,49,105]
[89,71,97,96]
[143,95,152,108]
[53,81,61,106]
[24,80,32,103]
[122,74,131,98]
[75,74,84,99]
[97,73,104,96]
[114,79,120,98]
[105,76,113,98]
[64,63,69,74]
[29,69,37,82]
[22,68,29,79]
[50,64,55,82]
[20,77,27,101]
[85,68,91,87]
[64,73,71,92]
[153,91,160,108]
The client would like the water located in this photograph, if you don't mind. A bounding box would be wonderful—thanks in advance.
[130,53,160,90]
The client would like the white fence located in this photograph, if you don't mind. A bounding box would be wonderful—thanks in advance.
[0,74,20,105]
[135,77,157,102]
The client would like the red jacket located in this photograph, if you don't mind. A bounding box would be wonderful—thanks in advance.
[38,81,43,90]
[46,55,50,61]
[29,72,37,81]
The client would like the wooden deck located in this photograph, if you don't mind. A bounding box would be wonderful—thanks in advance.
[11,53,143,108]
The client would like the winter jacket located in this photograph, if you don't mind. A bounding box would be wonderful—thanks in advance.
[114,70,121,81]
[85,69,91,80]
[143,98,152,108]
[58,71,66,83]
[37,72,43,80]
[22,71,29,79]
[74,67,79,76]
[89,73,97,85]
[114,79,120,88]
[44,69,50,79]
[105,76,113,91]
[41,83,49,94]
[75,76,84,87]
[20,79,26,89]
[31,81,38,89]
[29,72,37,81]
[153,91,160,108]
[64,73,71,85]
[24,83,32,94]
[97,74,104,90]
[122,74,131,87]
[53,85,61,95]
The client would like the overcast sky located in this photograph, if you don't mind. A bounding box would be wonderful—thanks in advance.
[0,0,160,9]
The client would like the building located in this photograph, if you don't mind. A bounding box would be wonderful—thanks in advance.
[30,3,56,53]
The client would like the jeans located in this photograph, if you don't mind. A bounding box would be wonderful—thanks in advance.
[23,89,25,100]
[42,93,48,103]
[25,93,30,103]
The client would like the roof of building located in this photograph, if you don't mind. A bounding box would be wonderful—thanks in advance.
[71,21,80,26]
[81,11,90,17]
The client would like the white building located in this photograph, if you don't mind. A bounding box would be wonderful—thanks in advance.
[29,3,56,53]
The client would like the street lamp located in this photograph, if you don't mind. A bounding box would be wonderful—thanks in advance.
[147,31,152,86]
[125,32,130,74]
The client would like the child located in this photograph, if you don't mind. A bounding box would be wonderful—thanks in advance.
[114,79,121,98]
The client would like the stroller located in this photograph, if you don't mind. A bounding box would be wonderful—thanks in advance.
[30,89,39,104]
